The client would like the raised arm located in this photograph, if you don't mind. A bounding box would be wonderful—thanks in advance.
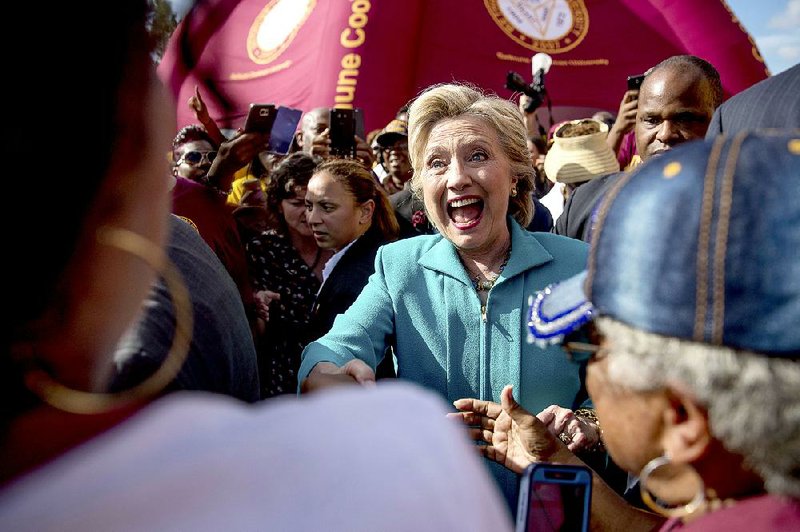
[188,85,225,147]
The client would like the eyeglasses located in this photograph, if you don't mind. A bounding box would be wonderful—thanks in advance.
[180,150,217,166]
[562,341,605,364]
[561,323,606,364]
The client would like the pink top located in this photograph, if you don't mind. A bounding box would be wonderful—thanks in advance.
[660,494,800,531]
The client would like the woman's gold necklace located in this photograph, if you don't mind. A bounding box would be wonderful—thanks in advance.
[473,243,512,292]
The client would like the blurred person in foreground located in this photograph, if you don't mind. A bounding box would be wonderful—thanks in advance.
[299,83,598,511]
[454,132,800,530]
[0,3,514,530]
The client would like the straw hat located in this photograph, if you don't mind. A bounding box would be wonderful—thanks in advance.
[544,119,619,184]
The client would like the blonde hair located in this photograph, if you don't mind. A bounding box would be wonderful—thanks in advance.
[596,316,800,498]
[407,83,534,227]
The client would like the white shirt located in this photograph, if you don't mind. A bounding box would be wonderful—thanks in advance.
[540,182,566,223]
[0,383,512,532]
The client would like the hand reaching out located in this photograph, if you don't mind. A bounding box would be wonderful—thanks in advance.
[450,385,565,474]
[300,360,376,394]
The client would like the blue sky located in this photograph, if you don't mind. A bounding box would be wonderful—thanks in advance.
[168,0,799,74]
[727,0,799,73]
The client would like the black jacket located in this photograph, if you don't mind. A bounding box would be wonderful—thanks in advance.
[307,225,396,378]
[706,63,800,138]
[554,173,620,243]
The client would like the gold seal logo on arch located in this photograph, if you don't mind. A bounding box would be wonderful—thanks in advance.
[485,0,589,54]
[247,0,316,65]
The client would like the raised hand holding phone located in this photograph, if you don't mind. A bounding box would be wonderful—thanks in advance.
[329,108,357,158]
[267,106,302,155]
[244,103,277,134]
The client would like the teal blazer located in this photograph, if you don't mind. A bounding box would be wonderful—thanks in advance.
[300,219,589,510]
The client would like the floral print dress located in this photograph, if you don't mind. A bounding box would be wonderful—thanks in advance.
[246,230,321,397]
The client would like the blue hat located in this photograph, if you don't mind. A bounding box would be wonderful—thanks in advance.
[529,132,800,357]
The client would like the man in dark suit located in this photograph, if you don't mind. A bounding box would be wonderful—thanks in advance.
[556,55,722,242]
[706,63,800,138]
[554,172,618,242]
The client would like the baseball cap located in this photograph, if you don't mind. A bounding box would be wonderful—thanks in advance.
[529,132,800,356]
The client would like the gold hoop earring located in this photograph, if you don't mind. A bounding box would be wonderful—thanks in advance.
[510,187,518,197]
[24,226,193,415]
[639,455,706,518]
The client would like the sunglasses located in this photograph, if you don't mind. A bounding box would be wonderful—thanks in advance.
[180,150,217,165]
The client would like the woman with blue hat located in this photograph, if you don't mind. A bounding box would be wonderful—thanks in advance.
[454,132,800,530]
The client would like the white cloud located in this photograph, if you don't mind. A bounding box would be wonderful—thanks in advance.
[768,0,800,29]
[754,32,800,71]
[777,45,800,60]
[756,34,800,48]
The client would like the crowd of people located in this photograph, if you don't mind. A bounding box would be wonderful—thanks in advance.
[1,0,798,530]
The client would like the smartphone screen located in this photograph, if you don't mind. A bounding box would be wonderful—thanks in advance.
[329,108,356,158]
[268,106,302,155]
[244,103,277,133]
[517,464,592,532]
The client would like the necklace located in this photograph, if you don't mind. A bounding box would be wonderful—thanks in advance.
[472,244,512,292]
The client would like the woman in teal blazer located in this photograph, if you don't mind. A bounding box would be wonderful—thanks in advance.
[299,83,597,510]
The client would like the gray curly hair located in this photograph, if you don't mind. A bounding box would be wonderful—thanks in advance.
[595,316,800,498]
[407,83,534,227]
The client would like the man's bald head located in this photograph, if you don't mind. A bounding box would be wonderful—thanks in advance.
[635,56,722,160]
[297,107,330,153]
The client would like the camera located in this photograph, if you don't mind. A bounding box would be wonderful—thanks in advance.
[506,52,551,113]
[506,71,545,113]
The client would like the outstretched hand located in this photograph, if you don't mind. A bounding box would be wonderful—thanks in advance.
[450,385,563,474]
[300,360,376,394]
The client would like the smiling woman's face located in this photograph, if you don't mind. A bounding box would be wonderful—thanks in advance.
[421,115,515,256]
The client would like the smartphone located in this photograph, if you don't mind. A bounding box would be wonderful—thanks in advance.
[516,464,592,532]
[267,106,303,155]
[627,74,645,91]
[244,103,277,133]
[329,107,356,158]
[354,108,365,140]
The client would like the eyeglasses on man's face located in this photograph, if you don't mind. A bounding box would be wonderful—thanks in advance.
[179,150,217,166]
